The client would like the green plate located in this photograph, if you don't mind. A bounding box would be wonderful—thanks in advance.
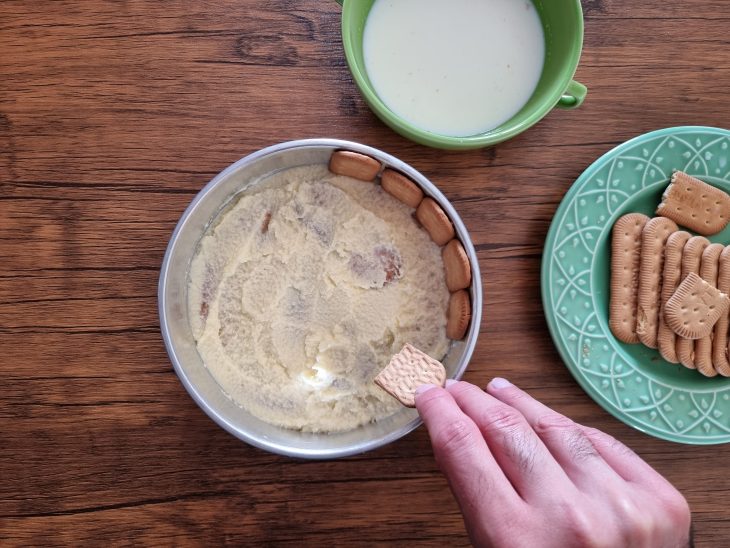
[542,126,730,444]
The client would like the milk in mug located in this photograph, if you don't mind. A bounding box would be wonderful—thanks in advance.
[363,0,545,137]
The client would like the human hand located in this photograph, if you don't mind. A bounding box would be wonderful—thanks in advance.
[415,378,691,548]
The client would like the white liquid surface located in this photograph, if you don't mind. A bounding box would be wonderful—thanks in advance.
[363,0,545,137]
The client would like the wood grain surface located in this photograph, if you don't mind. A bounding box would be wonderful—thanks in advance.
[1,0,729,545]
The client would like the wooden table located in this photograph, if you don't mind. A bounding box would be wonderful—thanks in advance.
[1,0,729,545]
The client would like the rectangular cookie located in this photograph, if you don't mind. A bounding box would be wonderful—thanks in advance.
[676,236,710,368]
[694,244,724,376]
[657,231,691,363]
[374,344,447,407]
[610,213,649,343]
[636,216,678,348]
[714,246,730,376]
[656,171,730,235]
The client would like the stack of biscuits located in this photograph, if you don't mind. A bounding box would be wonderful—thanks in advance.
[329,150,472,340]
[610,171,730,377]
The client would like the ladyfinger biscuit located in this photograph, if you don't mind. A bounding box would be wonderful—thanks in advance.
[442,239,472,292]
[446,289,471,340]
[328,151,381,181]
[657,231,692,363]
[609,213,650,344]
[416,198,455,246]
[676,236,710,368]
[665,273,729,343]
[693,243,724,376]
[636,217,678,348]
[374,343,447,408]
[380,169,424,209]
[715,247,730,376]
[656,171,730,235]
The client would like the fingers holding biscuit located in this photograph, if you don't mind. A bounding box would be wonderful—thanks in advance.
[445,380,574,504]
[415,385,523,511]
[486,378,624,493]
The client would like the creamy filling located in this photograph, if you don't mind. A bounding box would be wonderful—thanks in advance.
[187,165,450,432]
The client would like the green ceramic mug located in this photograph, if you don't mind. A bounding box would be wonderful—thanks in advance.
[335,0,587,150]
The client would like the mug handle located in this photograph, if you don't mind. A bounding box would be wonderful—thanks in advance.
[557,80,587,109]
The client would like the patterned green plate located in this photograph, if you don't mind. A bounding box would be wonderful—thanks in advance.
[542,126,730,444]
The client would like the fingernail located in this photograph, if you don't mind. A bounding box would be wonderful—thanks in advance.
[489,377,512,390]
[444,379,458,387]
[415,384,438,396]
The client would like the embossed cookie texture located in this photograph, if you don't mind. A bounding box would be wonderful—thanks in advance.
[675,236,710,369]
[664,272,730,341]
[609,213,649,344]
[446,289,471,340]
[636,217,678,348]
[657,231,692,363]
[656,171,730,235]
[694,243,724,377]
[713,247,730,377]
[374,344,447,407]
